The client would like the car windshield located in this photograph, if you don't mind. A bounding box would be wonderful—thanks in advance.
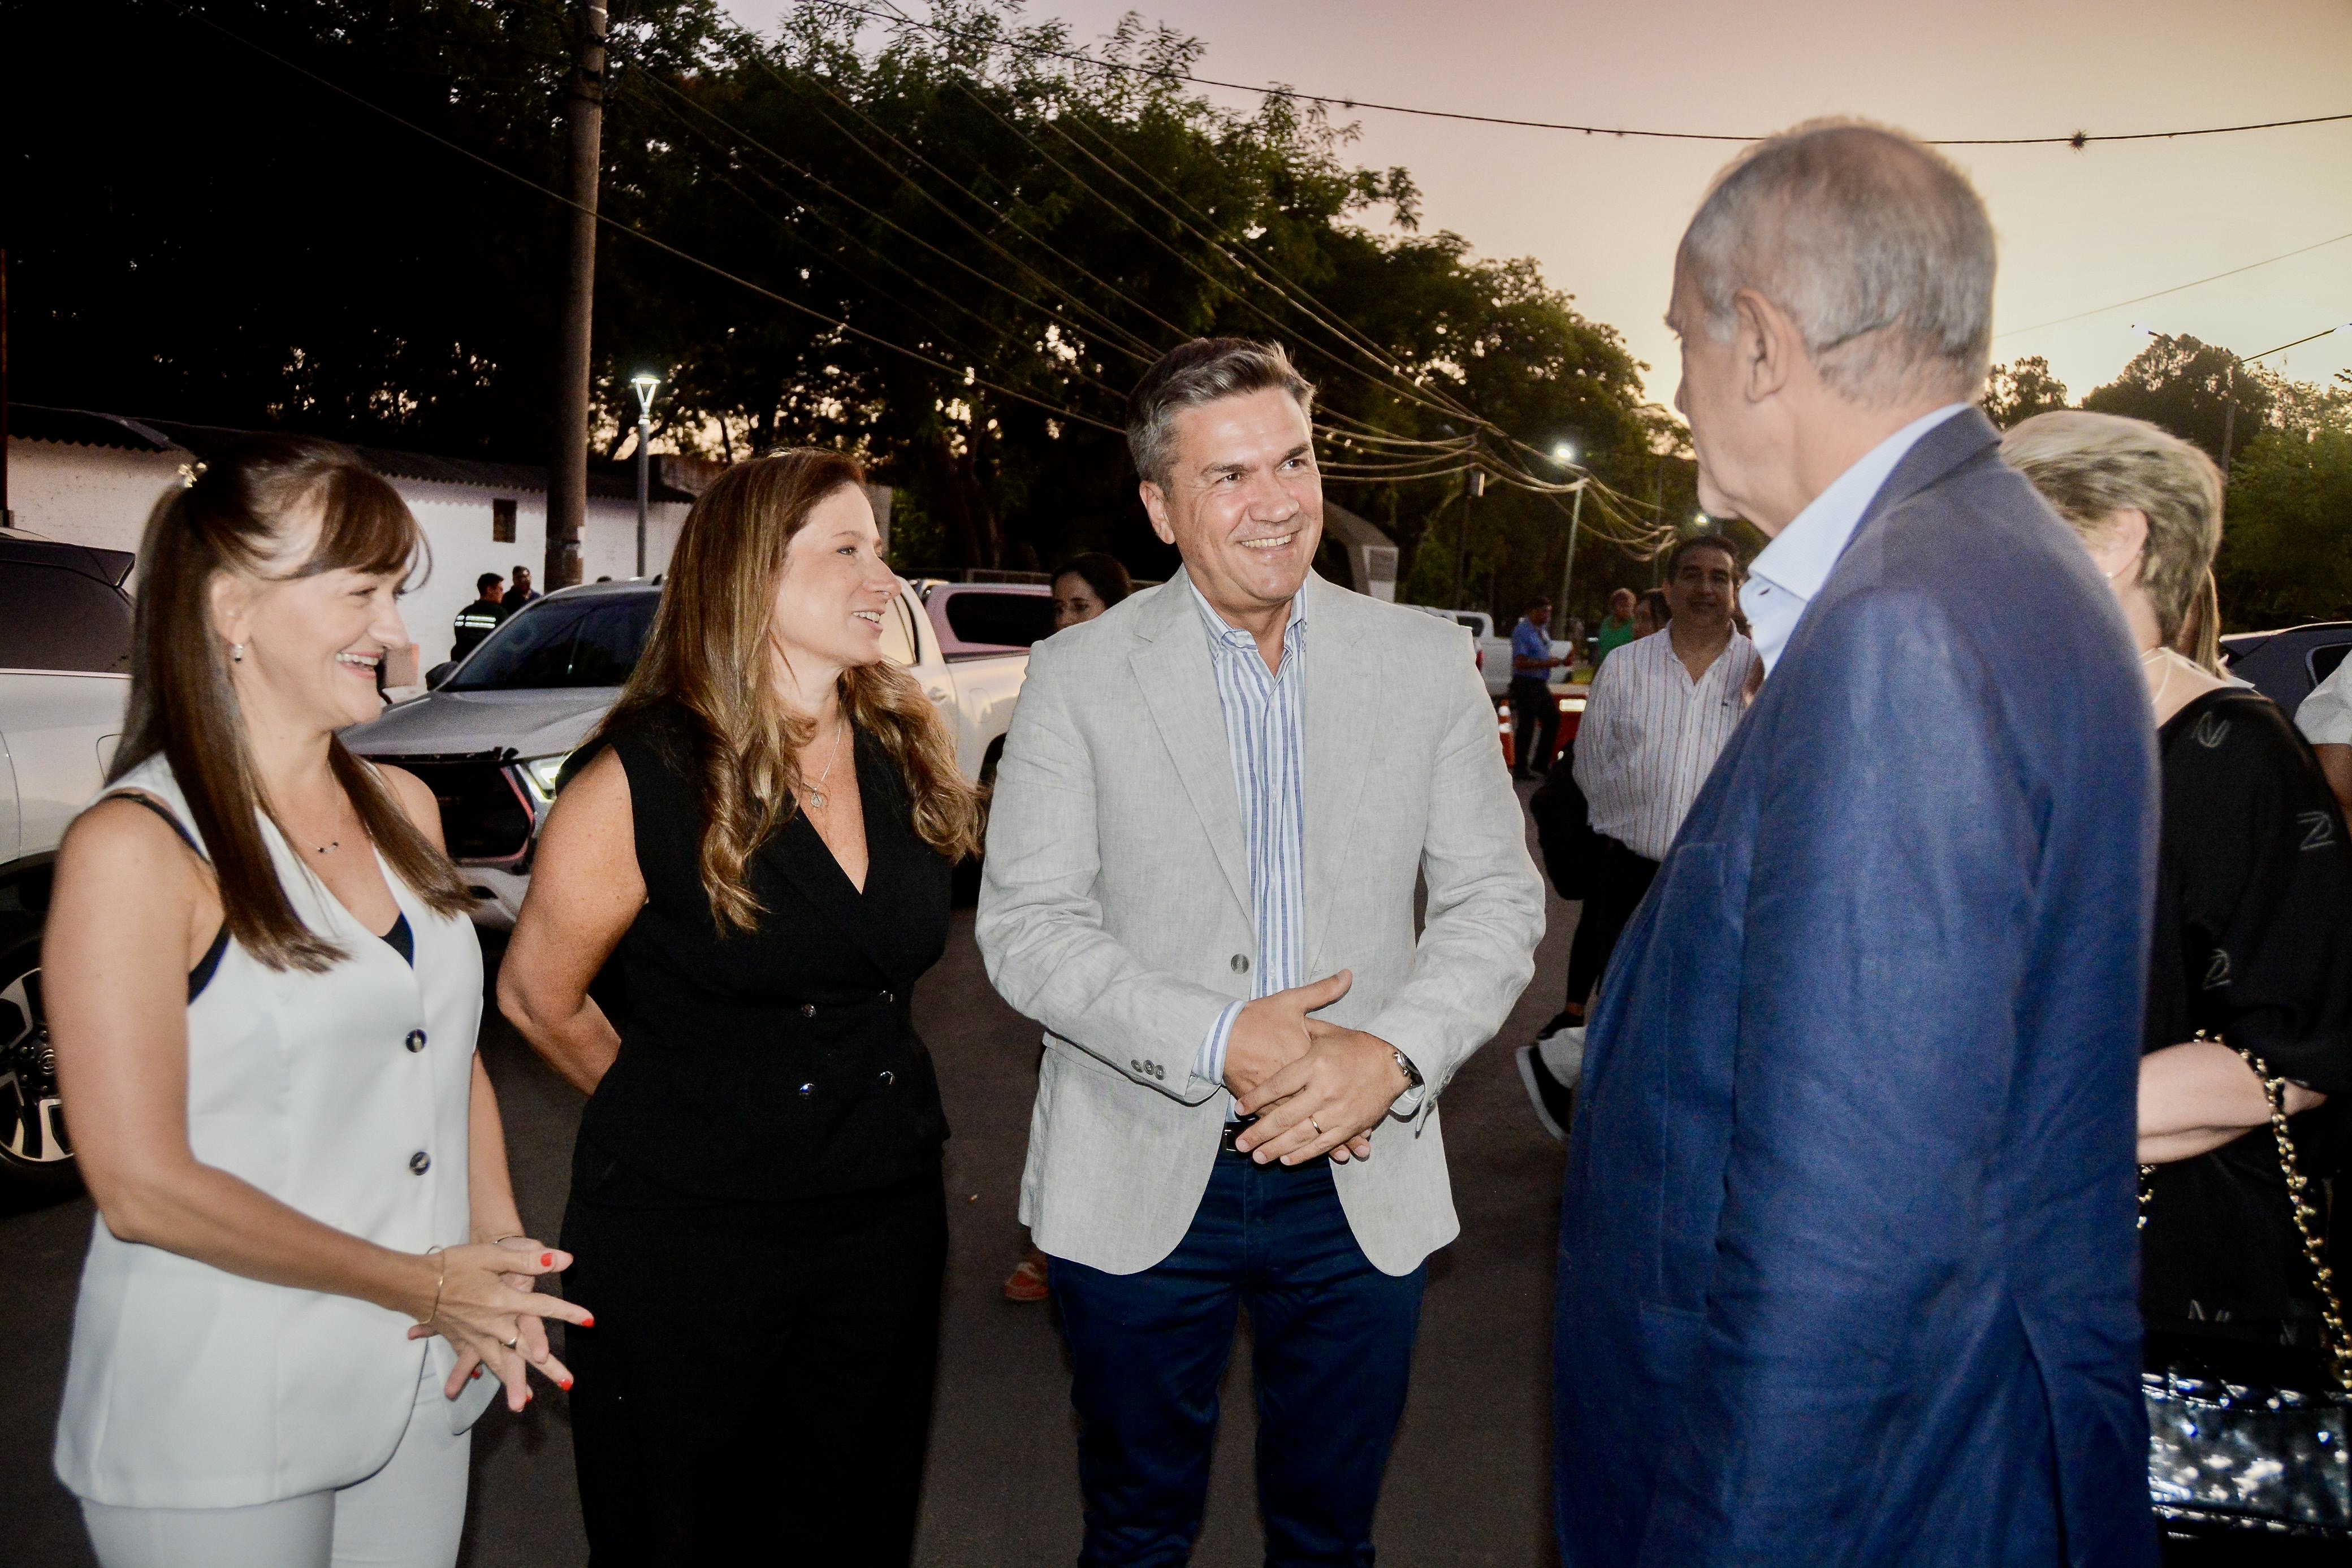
[447,594,658,691]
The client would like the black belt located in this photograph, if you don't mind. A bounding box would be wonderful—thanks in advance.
[1219,1114,1326,1165]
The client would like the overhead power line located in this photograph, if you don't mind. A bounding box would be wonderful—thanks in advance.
[806,1,2352,149]
[150,0,1126,436]
[1995,229,2352,340]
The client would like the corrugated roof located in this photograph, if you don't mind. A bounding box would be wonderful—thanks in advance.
[10,405,698,503]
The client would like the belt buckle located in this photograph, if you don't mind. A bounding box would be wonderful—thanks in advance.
[1220,1114,1259,1154]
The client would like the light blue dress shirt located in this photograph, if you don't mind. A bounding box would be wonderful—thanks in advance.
[1188,583,1309,1097]
[1740,403,1971,673]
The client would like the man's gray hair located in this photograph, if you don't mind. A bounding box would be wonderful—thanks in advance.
[1127,338,1316,487]
[1681,119,1995,406]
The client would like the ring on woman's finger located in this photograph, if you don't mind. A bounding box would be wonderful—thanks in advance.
[501,1335,519,1350]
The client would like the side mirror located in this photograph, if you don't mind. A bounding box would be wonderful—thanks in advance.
[425,661,457,690]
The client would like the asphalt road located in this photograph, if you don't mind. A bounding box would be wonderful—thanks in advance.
[1,792,1577,1566]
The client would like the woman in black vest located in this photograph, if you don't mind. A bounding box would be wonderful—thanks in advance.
[500,451,980,1564]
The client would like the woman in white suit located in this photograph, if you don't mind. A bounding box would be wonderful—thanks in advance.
[44,436,590,1568]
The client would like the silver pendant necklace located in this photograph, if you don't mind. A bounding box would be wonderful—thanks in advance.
[804,720,848,810]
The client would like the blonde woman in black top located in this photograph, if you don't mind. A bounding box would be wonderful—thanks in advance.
[2006,414,2352,1430]
[499,451,980,1565]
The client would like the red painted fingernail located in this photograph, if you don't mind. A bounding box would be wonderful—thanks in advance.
[559,1377,574,1391]
[541,1253,554,1267]
[471,1367,483,1380]
[580,1314,595,1328]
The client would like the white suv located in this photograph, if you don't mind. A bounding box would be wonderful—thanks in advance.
[0,535,136,1199]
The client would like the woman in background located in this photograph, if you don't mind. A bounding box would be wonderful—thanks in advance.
[47,436,581,1568]
[501,451,981,1563]
[1050,551,1132,633]
[2008,410,2352,1560]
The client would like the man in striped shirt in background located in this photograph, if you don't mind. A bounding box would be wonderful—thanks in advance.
[1517,532,1760,1140]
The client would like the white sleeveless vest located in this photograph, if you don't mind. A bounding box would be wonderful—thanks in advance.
[54,755,487,1508]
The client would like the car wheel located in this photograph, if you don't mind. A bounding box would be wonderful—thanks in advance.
[0,942,81,1199]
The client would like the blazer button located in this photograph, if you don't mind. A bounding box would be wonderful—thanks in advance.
[799,1003,817,1018]
[1231,954,1250,973]
[877,1069,896,1089]
[798,1082,815,1097]
[408,1151,431,1175]
[879,989,895,1003]
[1131,1058,1144,1073]
[404,1029,427,1053]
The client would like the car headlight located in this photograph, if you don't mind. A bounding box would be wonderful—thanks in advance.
[519,753,570,802]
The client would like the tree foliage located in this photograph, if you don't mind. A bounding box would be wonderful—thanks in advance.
[1981,356,2070,428]
[5,0,1667,622]
[2215,426,2352,629]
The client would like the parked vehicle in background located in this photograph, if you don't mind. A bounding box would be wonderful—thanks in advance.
[343,577,1044,930]
[1404,604,1577,698]
[0,534,137,1199]
[2219,621,2352,714]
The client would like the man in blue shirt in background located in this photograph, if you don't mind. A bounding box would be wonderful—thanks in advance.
[1509,598,1565,779]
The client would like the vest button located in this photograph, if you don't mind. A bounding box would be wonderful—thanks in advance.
[799,1003,817,1018]
[408,1151,431,1175]
[404,1029,427,1053]
[1231,954,1250,973]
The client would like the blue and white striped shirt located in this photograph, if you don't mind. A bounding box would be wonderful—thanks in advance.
[1189,581,1308,1096]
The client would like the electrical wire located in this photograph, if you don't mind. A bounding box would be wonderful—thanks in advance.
[803,0,2352,149]
[149,0,1127,436]
[1995,229,2352,340]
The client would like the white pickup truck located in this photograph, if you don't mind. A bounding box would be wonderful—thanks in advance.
[343,576,1044,929]
[1407,606,1575,697]
[0,534,139,1199]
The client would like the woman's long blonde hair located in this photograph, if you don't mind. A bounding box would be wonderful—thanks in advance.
[589,451,981,932]
[114,436,472,971]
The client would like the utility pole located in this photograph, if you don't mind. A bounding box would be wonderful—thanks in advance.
[546,0,607,591]
[1,249,12,530]
[1451,468,1483,609]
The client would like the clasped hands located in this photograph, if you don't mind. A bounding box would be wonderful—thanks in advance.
[406,1234,593,1412]
[1223,969,1414,1166]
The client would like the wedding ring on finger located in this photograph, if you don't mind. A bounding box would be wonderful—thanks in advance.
[501,1335,519,1350]
[1310,1116,1324,1136]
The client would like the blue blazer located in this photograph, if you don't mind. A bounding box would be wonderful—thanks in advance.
[1553,410,2161,1567]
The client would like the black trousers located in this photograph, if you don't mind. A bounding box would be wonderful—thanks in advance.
[1510,679,1559,777]
[1562,836,1660,1017]
[560,1171,947,1566]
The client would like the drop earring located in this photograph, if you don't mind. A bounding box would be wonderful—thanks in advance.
[231,643,245,662]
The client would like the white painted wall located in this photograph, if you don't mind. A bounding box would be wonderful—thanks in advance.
[6,438,689,670]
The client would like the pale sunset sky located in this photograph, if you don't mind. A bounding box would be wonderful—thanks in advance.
[722,0,2352,408]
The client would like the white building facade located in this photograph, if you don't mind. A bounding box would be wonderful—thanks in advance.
[6,407,694,679]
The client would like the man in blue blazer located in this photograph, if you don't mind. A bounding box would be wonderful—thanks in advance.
[1553,121,2160,1566]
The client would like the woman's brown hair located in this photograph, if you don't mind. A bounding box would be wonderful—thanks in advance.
[113,435,473,970]
[589,450,982,932]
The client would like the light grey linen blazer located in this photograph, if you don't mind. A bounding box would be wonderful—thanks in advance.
[976,569,1545,1276]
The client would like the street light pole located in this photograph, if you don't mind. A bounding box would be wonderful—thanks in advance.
[1452,468,1484,610]
[630,373,659,578]
[1556,479,1585,635]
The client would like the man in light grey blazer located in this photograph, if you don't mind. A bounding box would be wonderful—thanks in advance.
[978,338,1545,1565]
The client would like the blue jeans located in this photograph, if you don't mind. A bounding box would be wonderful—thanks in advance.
[1050,1151,1428,1567]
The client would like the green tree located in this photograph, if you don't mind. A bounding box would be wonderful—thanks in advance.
[1981,356,2069,427]
[2081,333,2274,465]
[2216,425,2352,627]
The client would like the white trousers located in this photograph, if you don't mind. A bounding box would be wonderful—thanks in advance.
[80,1363,471,1568]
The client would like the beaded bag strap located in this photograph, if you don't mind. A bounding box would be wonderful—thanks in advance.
[2139,1030,2351,1394]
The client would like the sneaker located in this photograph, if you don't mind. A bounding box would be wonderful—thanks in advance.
[1516,1037,1580,1143]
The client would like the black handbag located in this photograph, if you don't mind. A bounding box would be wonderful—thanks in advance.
[1528,742,1603,902]
[2140,1040,2352,1542]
